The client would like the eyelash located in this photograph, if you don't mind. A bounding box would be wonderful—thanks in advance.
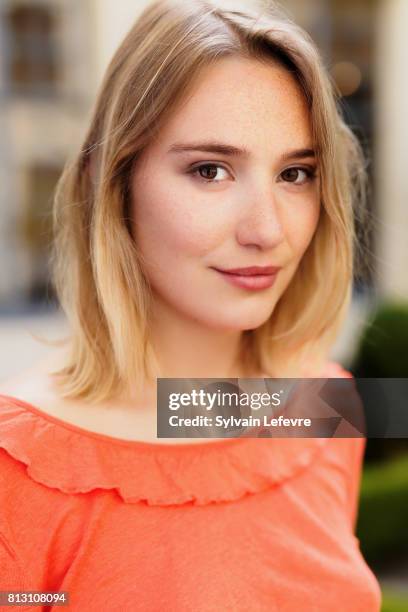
[188,163,317,186]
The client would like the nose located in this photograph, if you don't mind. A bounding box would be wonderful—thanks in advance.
[235,179,285,250]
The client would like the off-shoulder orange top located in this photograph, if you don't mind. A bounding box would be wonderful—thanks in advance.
[0,362,381,611]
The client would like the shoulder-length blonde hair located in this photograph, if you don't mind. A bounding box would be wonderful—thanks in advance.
[48,0,368,403]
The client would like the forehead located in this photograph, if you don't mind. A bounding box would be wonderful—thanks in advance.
[153,56,313,157]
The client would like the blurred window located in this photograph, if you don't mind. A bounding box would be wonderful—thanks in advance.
[4,3,58,94]
[20,164,61,303]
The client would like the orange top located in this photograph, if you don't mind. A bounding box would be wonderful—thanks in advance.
[0,362,382,611]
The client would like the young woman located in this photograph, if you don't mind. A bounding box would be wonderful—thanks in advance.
[0,0,381,609]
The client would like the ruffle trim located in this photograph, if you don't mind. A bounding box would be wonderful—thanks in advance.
[0,361,351,506]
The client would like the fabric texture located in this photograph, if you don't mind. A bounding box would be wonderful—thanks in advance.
[0,362,382,611]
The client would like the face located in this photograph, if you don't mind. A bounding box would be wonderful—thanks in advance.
[130,56,321,332]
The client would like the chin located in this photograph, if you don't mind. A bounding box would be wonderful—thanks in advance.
[200,308,274,332]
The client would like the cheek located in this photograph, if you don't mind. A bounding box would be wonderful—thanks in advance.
[284,199,320,257]
[131,179,223,263]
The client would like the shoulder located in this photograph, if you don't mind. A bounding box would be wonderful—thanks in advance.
[0,348,71,414]
[0,356,58,483]
[323,361,353,378]
[0,367,41,403]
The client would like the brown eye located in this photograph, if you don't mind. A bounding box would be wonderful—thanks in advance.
[280,167,315,185]
[198,164,219,180]
[189,163,231,183]
[282,168,298,181]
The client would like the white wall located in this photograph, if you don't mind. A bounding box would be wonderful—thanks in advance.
[90,0,153,89]
[375,0,408,299]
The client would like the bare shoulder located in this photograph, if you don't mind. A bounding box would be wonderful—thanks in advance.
[0,348,75,414]
[0,348,159,441]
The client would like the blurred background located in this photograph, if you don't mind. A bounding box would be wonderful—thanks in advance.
[0,0,407,608]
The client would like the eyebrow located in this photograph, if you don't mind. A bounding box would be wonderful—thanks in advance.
[168,141,316,162]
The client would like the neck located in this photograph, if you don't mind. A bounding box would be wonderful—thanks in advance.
[147,298,252,379]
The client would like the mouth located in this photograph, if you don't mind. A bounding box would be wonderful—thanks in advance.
[211,267,281,291]
[217,265,281,276]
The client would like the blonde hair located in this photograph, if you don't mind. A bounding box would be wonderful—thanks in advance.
[48,0,368,403]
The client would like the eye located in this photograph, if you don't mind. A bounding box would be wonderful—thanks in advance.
[189,163,231,183]
[279,166,317,185]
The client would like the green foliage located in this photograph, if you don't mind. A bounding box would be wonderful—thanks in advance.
[381,588,408,612]
[352,301,408,377]
[357,453,408,563]
[351,299,408,459]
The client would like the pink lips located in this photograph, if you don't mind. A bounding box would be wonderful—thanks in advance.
[218,266,281,276]
[212,266,281,291]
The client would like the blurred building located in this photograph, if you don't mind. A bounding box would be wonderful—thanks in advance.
[287,0,408,301]
[0,0,406,311]
[0,0,94,307]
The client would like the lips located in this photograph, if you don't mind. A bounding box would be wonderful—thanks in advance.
[214,266,281,276]
[212,266,281,291]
